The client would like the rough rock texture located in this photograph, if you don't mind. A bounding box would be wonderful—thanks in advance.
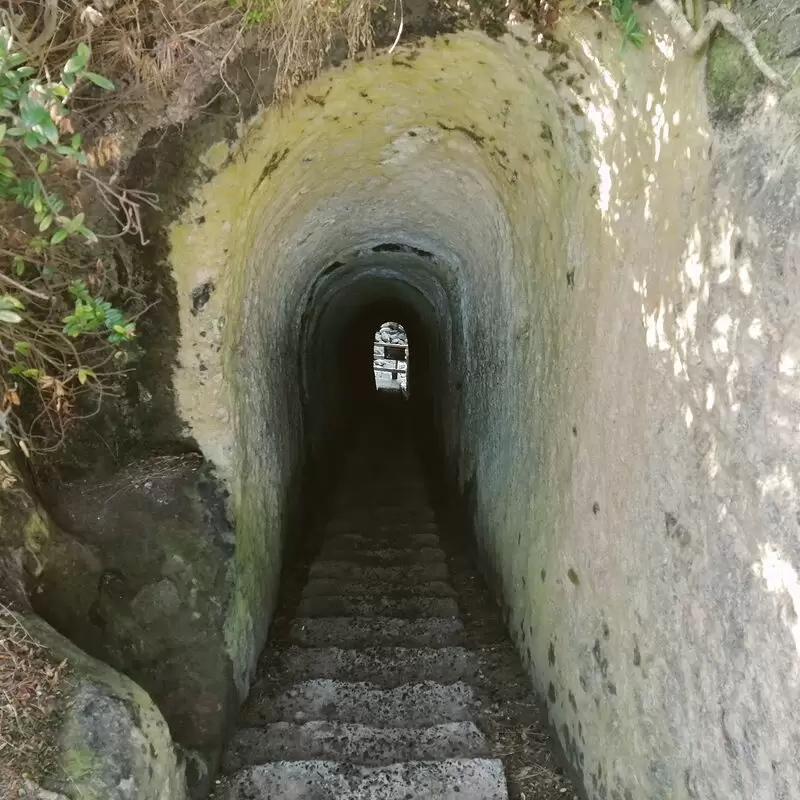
[655,89,800,800]
[30,455,237,794]
[22,613,186,800]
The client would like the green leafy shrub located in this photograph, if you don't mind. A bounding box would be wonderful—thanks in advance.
[610,0,646,48]
[0,28,141,455]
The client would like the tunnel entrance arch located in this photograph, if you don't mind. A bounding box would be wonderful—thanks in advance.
[295,250,461,471]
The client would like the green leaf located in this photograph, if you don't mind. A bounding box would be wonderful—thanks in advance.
[37,154,49,174]
[13,256,25,276]
[0,296,25,311]
[38,215,53,232]
[14,341,31,355]
[113,322,136,340]
[77,367,94,384]
[63,45,90,77]
[0,123,6,141]
[37,119,60,146]
[0,310,23,324]
[71,133,82,149]
[69,280,89,299]
[23,132,40,149]
[50,228,69,245]
[21,102,49,126]
[21,368,41,379]
[84,72,115,91]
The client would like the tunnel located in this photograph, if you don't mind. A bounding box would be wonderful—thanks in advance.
[299,256,446,463]
[137,14,800,800]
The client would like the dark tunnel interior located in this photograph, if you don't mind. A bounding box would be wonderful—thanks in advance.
[297,258,455,500]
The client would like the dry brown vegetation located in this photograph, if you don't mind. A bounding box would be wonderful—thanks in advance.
[3,0,378,108]
[0,605,68,799]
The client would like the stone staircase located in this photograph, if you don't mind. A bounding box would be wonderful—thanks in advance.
[214,412,574,800]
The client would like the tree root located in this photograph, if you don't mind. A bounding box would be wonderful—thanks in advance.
[653,0,788,88]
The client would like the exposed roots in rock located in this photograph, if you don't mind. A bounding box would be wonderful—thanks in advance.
[653,0,788,87]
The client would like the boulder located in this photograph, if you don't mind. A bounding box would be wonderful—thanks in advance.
[21,613,186,800]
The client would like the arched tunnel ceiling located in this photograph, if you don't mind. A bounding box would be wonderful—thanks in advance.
[168,27,593,692]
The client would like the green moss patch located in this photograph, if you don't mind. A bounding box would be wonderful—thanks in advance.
[706,31,774,121]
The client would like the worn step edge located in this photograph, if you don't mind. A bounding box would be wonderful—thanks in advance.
[302,579,457,598]
[325,520,440,535]
[222,720,488,772]
[323,533,442,550]
[308,561,449,582]
[316,546,446,565]
[288,617,463,647]
[242,679,477,727]
[217,758,509,800]
[260,646,479,686]
[296,595,460,619]
[333,492,430,506]
[328,504,435,517]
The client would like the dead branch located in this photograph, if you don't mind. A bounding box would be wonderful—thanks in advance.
[0,274,51,302]
[1,0,60,55]
[78,171,160,245]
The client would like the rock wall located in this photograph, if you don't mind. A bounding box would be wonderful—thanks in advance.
[0,485,185,800]
[166,10,800,799]
[30,456,238,793]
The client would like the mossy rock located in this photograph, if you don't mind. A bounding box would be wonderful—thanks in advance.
[706,29,779,122]
[23,614,186,800]
[32,454,237,797]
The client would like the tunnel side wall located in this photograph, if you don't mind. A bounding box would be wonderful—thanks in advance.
[169,17,800,800]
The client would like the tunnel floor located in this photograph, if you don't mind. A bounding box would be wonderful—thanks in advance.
[214,399,576,799]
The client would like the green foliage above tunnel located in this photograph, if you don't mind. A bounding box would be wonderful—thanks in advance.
[0,30,142,455]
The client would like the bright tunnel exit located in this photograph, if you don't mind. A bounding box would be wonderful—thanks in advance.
[373,321,409,394]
